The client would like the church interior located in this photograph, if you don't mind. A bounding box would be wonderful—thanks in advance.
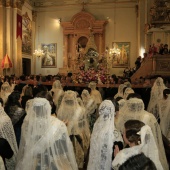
[0,0,170,170]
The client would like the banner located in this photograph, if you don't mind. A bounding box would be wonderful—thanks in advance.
[17,14,22,39]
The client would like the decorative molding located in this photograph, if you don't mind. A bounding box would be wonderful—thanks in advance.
[32,10,37,22]
[13,0,25,9]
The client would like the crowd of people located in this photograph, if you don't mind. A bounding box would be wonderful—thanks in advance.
[0,74,170,170]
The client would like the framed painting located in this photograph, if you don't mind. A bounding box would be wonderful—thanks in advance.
[111,42,130,68]
[41,43,57,68]
[22,12,32,55]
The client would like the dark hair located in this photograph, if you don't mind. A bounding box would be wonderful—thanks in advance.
[115,96,123,102]
[107,97,119,112]
[125,120,145,145]
[119,153,157,170]
[122,87,127,95]
[0,98,3,106]
[163,88,170,100]
[36,91,56,115]
[24,86,33,96]
[6,91,21,106]
[126,93,142,100]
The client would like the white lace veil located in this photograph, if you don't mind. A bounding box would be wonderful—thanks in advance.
[0,156,5,170]
[112,125,163,170]
[51,80,63,90]
[147,77,166,119]
[123,87,134,99]
[114,84,127,99]
[0,82,12,105]
[123,81,131,88]
[0,104,18,170]
[87,100,119,170]
[81,89,97,116]
[88,81,102,104]
[118,98,169,170]
[16,98,78,170]
[57,91,90,168]
[57,90,84,135]
[50,80,64,109]
[115,99,126,130]
[160,94,170,139]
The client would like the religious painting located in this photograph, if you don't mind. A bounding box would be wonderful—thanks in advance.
[41,43,57,68]
[111,42,130,68]
[22,12,32,55]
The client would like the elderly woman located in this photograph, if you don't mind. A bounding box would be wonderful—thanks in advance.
[87,100,123,170]
[15,98,78,170]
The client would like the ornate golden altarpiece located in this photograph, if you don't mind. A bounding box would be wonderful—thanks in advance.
[59,10,107,74]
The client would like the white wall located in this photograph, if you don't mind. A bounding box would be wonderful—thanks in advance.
[35,3,138,76]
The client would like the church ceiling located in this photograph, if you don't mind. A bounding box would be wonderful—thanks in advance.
[28,0,137,8]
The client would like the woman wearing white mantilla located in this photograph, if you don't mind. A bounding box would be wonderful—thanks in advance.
[15,98,78,170]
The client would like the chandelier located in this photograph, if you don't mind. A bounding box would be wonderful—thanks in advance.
[33,46,44,57]
[34,25,44,58]
[109,47,120,55]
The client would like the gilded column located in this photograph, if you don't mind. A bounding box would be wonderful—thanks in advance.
[0,0,5,75]
[63,34,68,68]
[99,33,103,59]
[32,10,37,74]
[13,0,25,76]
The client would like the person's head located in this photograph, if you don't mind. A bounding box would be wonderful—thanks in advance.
[107,97,119,112]
[36,91,53,109]
[24,86,33,97]
[126,93,142,100]
[163,88,170,99]
[6,91,21,106]
[119,153,157,170]
[123,120,145,146]
[0,98,3,106]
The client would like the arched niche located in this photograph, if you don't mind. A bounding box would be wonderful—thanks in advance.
[61,11,107,72]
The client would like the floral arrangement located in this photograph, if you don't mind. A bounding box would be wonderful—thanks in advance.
[72,63,108,84]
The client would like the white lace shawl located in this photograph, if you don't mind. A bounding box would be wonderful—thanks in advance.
[118,98,169,170]
[81,89,97,116]
[147,77,166,119]
[57,91,90,167]
[0,156,5,170]
[57,91,84,135]
[123,87,134,99]
[0,82,12,105]
[114,84,127,99]
[88,82,102,104]
[87,100,122,170]
[0,104,18,170]
[51,80,63,90]
[159,95,170,139]
[115,99,126,130]
[16,98,78,170]
[50,80,64,108]
[112,125,163,170]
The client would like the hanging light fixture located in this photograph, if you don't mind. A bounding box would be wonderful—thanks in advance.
[33,46,44,57]
[33,26,44,57]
